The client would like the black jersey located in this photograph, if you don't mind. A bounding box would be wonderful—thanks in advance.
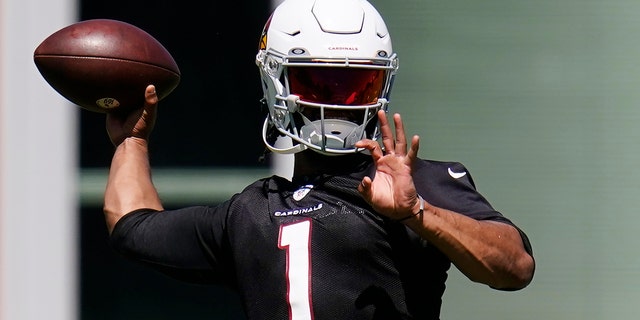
[110,159,533,320]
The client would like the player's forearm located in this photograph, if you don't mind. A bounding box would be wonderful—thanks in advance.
[104,137,163,234]
[404,203,535,290]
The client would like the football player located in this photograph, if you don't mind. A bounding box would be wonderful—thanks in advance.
[103,0,535,319]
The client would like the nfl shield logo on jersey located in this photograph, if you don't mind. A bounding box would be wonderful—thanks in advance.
[293,184,314,201]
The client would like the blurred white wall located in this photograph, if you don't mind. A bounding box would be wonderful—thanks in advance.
[0,0,78,319]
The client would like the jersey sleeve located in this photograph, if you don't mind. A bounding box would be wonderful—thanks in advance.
[413,159,534,256]
[109,201,236,285]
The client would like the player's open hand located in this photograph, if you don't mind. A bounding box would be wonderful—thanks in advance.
[355,110,421,221]
[106,85,158,146]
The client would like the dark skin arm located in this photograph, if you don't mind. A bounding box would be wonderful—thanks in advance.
[103,85,163,234]
[355,110,535,290]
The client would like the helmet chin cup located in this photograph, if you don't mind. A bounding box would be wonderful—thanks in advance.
[300,119,363,150]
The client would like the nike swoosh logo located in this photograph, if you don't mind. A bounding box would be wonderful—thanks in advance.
[448,167,467,179]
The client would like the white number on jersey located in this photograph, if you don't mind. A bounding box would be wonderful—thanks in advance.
[278,220,313,320]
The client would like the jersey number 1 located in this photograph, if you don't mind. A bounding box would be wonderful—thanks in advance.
[278,220,313,320]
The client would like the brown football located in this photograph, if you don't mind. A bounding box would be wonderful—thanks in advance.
[33,19,180,113]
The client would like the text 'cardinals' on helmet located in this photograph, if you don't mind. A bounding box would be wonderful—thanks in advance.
[256,0,399,155]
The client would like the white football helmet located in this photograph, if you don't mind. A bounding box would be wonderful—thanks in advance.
[256,0,399,155]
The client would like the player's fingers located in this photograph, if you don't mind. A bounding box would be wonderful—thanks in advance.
[393,113,407,155]
[407,135,420,162]
[145,85,158,106]
[378,110,395,154]
[355,139,384,160]
[357,176,373,200]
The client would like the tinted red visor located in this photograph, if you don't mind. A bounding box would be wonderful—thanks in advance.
[287,67,386,106]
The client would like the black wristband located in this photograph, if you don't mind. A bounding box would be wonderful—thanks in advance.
[395,194,424,222]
